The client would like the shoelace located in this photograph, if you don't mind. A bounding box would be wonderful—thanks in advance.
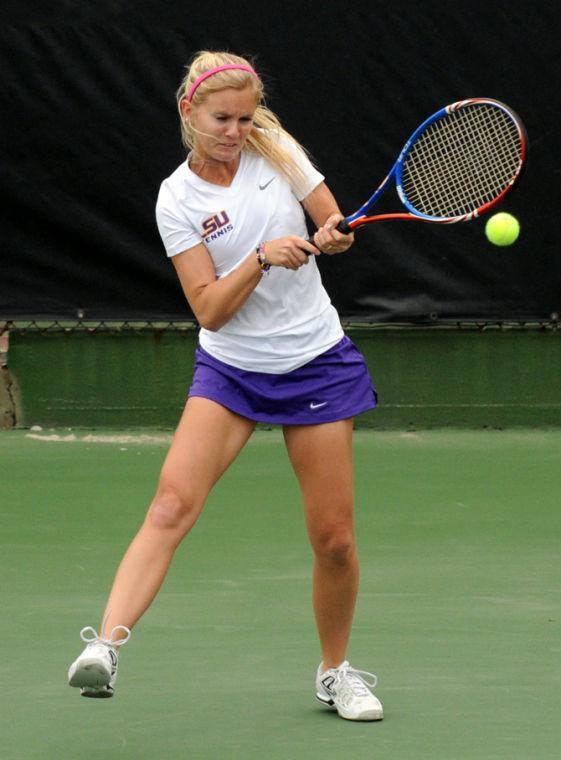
[335,664,378,696]
[80,613,131,647]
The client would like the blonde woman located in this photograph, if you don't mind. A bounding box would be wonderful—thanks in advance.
[68,51,382,722]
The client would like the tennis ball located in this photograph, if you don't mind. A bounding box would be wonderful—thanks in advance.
[485,212,520,246]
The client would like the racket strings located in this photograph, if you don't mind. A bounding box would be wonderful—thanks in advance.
[405,108,512,215]
[401,104,522,218]
[408,109,518,215]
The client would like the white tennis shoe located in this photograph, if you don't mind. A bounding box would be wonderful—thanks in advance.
[68,623,131,698]
[316,660,383,721]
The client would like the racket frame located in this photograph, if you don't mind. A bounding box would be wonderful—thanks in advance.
[338,98,527,233]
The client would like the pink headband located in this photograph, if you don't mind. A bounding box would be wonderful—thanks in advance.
[187,64,258,102]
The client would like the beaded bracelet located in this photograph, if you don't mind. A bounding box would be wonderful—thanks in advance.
[256,241,271,273]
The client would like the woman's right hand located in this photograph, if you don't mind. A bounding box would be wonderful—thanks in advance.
[262,236,319,271]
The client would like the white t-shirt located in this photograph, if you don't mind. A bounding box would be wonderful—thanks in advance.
[156,132,343,373]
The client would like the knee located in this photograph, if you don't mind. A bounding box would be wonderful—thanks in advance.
[147,487,198,533]
[311,524,356,566]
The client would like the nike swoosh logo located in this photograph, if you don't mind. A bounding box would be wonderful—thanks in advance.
[309,402,328,410]
[259,177,276,190]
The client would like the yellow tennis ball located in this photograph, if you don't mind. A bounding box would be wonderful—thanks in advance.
[485,212,520,246]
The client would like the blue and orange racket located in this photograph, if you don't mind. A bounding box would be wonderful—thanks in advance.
[319,98,526,236]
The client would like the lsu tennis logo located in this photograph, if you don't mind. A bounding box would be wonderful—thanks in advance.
[201,210,234,242]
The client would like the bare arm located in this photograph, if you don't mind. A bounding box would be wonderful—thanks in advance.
[302,182,355,254]
[172,244,261,331]
[172,234,318,331]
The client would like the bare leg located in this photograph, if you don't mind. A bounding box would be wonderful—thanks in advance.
[283,419,358,668]
[100,398,255,639]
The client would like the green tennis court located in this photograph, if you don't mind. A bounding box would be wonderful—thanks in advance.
[2,427,560,759]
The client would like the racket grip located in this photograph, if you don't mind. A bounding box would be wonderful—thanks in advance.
[306,219,352,254]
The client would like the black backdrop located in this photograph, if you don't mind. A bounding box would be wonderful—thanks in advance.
[2,0,560,322]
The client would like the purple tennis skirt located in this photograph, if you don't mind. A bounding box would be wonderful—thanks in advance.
[187,336,377,425]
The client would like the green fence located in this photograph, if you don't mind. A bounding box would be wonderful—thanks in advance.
[3,323,561,429]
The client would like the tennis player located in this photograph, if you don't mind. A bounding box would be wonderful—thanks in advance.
[68,51,383,722]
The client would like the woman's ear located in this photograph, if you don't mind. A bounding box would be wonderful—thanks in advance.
[179,97,192,123]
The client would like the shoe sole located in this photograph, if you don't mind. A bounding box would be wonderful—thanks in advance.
[338,708,383,721]
[68,659,111,689]
[80,686,114,698]
[316,692,383,721]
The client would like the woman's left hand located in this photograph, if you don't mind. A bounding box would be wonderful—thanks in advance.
[313,213,355,255]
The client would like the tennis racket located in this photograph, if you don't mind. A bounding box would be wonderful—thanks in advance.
[315,98,526,237]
